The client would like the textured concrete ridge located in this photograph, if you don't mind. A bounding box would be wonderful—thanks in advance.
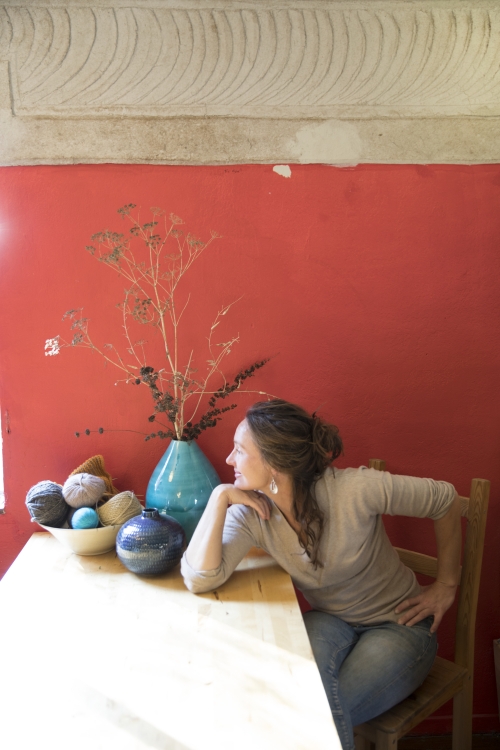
[1,1,499,164]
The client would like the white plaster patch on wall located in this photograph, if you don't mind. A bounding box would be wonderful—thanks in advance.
[273,165,292,179]
[287,121,363,166]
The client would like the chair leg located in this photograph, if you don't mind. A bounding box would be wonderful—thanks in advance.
[374,730,398,749]
[452,677,473,750]
[354,735,374,750]
[354,728,397,749]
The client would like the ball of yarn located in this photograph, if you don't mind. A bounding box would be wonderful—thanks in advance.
[26,481,69,527]
[69,454,119,498]
[63,473,106,508]
[71,507,99,529]
[98,491,143,527]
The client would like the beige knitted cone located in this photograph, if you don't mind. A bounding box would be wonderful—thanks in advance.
[69,455,119,499]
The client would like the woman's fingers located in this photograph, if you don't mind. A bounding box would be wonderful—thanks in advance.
[225,487,272,520]
[395,599,425,626]
[401,607,443,632]
[247,492,271,520]
[394,594,421,617]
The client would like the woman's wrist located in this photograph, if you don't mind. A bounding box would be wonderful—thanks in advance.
[436,579,459,588]
[210,484,231,507]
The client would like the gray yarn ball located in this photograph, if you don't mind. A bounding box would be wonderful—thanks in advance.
[63,473,106,508]
[26,481,69,527]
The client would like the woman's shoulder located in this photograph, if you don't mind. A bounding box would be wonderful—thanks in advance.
[316,465,388,505]
[321,465,387,486]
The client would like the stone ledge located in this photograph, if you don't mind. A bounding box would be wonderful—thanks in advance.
[2,113,499,166]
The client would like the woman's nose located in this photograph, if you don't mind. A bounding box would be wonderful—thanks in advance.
[226,450,235,465]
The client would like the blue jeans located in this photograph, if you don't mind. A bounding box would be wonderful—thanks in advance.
[303,611,437,750]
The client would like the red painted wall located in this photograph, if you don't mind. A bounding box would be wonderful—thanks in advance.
[1,164,499,733]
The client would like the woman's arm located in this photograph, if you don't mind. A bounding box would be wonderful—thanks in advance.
[185,484,271,572]
[395,491,462,633]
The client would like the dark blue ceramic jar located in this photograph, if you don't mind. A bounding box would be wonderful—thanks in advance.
[116,508,186,576]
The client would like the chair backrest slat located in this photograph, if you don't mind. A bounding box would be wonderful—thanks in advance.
[459,495,470,519]
[455,478,490,670]
[369,459,386,472]
[395,548,438,578]
[368,459,490,673]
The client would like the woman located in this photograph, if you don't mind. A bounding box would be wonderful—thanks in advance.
[181,400,461,750]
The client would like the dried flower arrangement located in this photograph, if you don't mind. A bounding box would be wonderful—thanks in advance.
[46,204,269,441]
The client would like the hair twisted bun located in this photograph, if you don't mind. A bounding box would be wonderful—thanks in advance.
[310,413,343,473]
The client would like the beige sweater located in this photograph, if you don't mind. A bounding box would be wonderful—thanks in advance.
[180,466,456,625]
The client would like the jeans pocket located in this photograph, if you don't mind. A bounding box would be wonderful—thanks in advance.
[411,615,434,636]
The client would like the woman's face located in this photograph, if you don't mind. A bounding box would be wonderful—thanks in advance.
[226,419,271,492]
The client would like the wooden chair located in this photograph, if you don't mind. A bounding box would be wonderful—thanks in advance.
[354,459,490,750]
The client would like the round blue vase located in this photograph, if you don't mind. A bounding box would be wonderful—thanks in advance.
[145,440,220,542]
[116,508,186,576]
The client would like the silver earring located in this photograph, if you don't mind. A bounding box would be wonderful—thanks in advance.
[270,477,278,495]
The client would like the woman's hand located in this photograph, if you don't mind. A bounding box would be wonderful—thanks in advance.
[216,484,272,522]
[396,492,462,634]
[394,581,458,633]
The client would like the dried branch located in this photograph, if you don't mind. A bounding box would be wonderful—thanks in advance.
[47,205,270,441]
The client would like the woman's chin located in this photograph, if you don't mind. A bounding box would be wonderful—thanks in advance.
[234,476,251,490]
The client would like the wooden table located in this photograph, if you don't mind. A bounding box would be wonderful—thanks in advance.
[0,533,340,750]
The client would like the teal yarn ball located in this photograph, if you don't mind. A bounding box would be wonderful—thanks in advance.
[71,507,99,529]
[25,481,69,527]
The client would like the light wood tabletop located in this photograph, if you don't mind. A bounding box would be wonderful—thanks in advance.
[0,532,340,750]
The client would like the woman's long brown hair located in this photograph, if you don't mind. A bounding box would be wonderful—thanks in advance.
[246,399,343,568]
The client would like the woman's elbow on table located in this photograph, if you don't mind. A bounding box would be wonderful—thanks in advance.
[180,555,226,594]
[182,575,215,594]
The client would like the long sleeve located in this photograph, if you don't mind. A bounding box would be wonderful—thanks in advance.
[355,467,456,520]
[180,504,260,594]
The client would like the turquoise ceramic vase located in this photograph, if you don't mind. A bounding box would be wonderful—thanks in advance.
[145,440,220,542]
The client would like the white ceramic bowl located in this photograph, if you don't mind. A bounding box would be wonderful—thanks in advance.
[39,524,122,555]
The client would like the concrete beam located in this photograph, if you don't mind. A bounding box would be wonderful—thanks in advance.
[1,1,499,164]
